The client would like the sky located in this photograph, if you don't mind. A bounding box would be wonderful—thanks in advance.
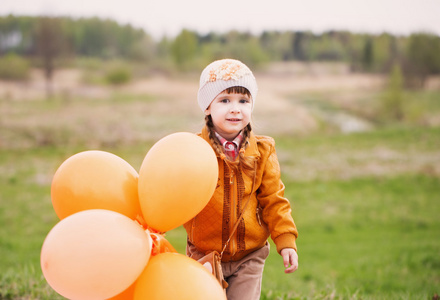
[1,0,440,38]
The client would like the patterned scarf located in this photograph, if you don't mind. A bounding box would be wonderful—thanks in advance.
[214,131,244,161]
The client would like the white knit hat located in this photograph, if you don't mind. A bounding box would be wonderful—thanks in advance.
[197,59,258,112]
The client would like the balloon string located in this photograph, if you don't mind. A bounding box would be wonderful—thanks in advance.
[134,212,175,256]
[149,232,177,256]
[150,233,161,256]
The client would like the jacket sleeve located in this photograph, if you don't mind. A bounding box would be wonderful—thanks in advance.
[257,137,298,253]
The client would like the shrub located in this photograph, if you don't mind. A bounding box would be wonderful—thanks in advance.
[0,53,31,80]
[379,64,405,121]
[104,63,132,85]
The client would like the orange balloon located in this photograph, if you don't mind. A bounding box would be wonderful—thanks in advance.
[134,253,226,300]
[51,150,142,221]
[138,133,218,232]
[40,209,151,300]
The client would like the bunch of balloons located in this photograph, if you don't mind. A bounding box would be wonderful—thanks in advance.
[40,132,226,300]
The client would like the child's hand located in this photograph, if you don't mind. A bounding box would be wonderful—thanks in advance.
[280,248,298,274]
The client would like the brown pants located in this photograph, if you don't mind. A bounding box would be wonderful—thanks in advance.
[187,241,270,300]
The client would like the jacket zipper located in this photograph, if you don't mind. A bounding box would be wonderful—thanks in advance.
[229,169,237,256]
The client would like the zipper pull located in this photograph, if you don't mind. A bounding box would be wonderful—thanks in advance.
[190,217,196,241]
[230,171,234,184]
[256,206,262,226]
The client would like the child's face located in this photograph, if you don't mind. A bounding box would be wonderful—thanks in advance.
[205,91,252,141]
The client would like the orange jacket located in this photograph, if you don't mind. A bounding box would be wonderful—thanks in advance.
[184,126,298,262]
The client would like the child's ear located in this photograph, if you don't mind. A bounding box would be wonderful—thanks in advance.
[204,108,211,116]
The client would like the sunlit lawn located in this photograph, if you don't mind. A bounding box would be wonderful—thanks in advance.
[1,80,439,299]
[1,125,439,299]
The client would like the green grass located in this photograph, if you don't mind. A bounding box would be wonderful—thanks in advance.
[1,125,439,299]
[273,126,440,182]
[262,175,440,299]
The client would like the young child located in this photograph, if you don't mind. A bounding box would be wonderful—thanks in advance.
[184,59,298,299]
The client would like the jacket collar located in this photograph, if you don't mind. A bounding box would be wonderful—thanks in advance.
[201,125,260,159]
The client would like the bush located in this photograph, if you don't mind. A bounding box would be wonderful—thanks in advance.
[0,53,31,80]
[104,62,132,85]
[379,64,405,121]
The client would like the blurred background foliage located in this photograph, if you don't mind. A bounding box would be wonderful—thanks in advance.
[1,14,439,88]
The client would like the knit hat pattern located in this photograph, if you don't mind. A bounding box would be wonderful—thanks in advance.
[197,59,258,112]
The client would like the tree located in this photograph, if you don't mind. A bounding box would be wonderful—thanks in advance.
[260,31,294,61]
[292,31,309,61]
[0,15,35,55]
[171,29,198,71]
[380,64,405,121]
[404,32,440,88]
[35,17,68,98]
[362,37,374,72]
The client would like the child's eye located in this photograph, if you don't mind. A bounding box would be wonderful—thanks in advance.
[220,99,229,103]
[240,99,250,104]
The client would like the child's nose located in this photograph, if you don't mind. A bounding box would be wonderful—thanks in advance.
[230,103,240,113]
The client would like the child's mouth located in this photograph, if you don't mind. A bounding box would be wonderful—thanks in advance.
[227,118,241,122]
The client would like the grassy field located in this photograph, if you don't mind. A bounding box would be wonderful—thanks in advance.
[1,65,439,299]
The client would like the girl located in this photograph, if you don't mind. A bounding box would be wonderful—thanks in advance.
[184,59,298,300]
